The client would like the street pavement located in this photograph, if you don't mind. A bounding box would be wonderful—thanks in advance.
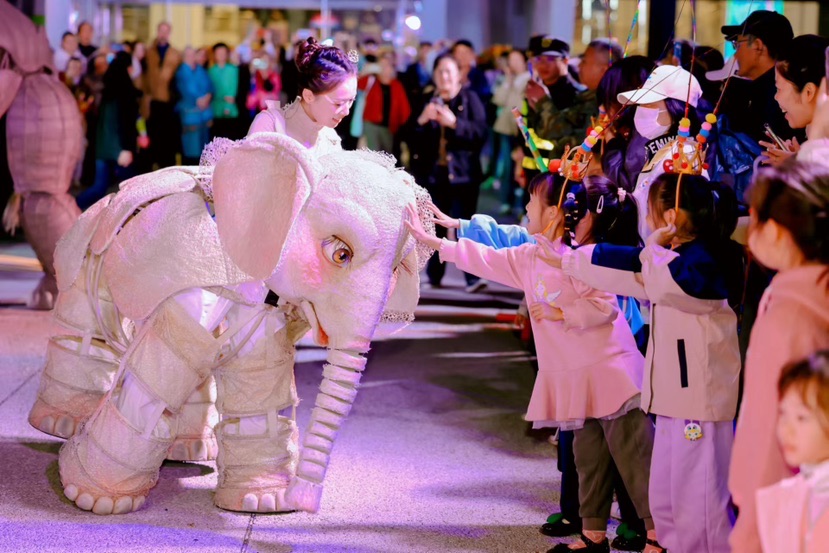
[0,236,624,553]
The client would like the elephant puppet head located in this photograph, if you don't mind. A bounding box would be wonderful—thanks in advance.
[213,132,433,352]
[212,133,435,511]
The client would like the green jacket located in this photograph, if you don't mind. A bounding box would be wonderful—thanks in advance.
[208,63,240,119]
[529,88,597,160]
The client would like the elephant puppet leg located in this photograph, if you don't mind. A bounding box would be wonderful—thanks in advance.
[59,291,221,514]
[165,376,219,462]
[21,192,81,310]
[29,248,122,440]
[166,290,232,462]
[214,305,304,513]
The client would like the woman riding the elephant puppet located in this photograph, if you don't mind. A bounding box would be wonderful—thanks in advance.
[247,37,357,156]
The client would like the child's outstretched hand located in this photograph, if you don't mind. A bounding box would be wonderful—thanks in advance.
[427,202,459,229]
[536,238,563,269]
[529,302,564,322]
[405,204,442,250]
[646,224,677,248]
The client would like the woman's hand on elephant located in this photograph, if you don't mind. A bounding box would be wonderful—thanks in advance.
[404,204,442,250]
[426,202,459,229]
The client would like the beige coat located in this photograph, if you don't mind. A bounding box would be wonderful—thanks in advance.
[562,241,741,422]
[143,40,181,104]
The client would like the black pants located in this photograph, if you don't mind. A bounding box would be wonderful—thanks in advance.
[148,100,180,168]
[425,168,480,286]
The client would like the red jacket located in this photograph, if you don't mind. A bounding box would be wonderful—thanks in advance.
[358,75,411,135]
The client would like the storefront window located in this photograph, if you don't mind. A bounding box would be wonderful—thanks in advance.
[574,0,822,59]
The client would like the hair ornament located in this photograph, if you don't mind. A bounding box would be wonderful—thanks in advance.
[617,188,626,202]
[347,49,360,63]
[596,195,605,214]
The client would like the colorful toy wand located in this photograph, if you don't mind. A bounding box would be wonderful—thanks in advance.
[512,108,548,172]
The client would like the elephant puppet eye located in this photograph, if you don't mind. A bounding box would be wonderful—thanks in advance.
[322,236,353,267]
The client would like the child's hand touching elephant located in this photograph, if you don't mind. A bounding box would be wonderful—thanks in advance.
[405,204,443,251]
[425,202,460,230]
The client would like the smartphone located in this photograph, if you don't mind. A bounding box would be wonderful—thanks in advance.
[764,123,789,151]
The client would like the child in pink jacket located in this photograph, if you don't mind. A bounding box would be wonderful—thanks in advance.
[756,351,829,553]
[730,162,829,553]
[406,173,660,553]
[540,173,743,553]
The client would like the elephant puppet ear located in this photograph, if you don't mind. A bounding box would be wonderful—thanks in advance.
[378,176,436,335]
[213,132,316,280]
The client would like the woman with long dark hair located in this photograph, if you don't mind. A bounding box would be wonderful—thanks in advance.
[76,51,140,210]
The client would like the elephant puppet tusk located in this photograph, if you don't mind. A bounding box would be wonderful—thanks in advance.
[300,300,329,347]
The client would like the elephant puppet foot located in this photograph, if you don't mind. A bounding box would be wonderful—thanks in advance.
[214,417,298,513]
[28,336,119,439]
[167,435,218,463]
[59,401,171,514]
[29,398,83,438]
[166,377,219,462]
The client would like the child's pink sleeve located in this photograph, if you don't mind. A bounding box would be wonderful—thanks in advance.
[561,244,647,300]
[560,279,618,330]
[439,238,527,291]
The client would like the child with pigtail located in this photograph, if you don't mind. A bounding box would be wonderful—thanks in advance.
[406,171,663,553]
[539,172,742,553]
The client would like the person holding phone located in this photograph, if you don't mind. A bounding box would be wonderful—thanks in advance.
[409,53,488,292]
[761,34,829,167]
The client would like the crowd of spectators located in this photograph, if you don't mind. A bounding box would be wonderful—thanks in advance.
[45,9,829,553]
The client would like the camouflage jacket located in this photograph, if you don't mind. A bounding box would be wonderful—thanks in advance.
[528,87,597,161]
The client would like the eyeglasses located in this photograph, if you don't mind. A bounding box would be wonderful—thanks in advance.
[729,37,750,49]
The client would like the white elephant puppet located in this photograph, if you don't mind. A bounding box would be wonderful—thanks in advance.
[27,132,436,515]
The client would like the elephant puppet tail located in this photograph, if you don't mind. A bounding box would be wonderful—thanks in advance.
[285,348,367,512]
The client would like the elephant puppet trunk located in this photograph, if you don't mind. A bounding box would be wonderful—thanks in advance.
[285,348,367,512]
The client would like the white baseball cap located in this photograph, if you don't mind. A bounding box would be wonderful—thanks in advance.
[705,56,747,81]
[617,65,702,108]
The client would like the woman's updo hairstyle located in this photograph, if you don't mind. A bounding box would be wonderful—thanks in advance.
[296,37,357,95]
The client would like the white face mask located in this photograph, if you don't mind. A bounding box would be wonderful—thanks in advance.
[634,106,671,140]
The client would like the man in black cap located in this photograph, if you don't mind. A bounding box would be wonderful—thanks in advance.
[517,36,593,188]
[720,9,796,144]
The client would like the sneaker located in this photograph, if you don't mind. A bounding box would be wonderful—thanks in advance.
[548,533,610,553]
[540,513,582,537]
[464,279,488,293]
